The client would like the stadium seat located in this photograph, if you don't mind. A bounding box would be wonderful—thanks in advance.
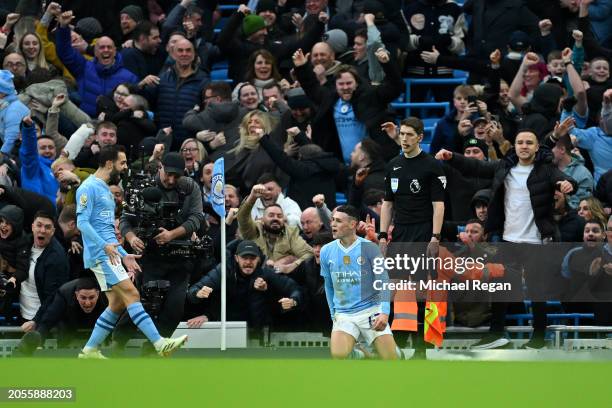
[404,78,467,104]
[391,102,450,118]
[211,68,229,80]
[336,192,347,205]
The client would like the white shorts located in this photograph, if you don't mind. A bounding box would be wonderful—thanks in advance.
[332,305,393,345]
[90,259,129,291]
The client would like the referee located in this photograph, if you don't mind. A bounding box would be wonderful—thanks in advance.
[378,117,446,358]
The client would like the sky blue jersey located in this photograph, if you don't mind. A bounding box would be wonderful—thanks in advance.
[76,176,127,268]
[320,236,390,317]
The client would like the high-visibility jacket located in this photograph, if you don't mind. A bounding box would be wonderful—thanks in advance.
[392,245,505,346]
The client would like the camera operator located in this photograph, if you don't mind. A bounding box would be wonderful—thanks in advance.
[119,152,205,339]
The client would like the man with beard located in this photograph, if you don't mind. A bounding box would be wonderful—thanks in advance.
[118,152,204,350]
[76,145,188,359]
[188,240,302,330]
[238,184,313,275]
[121,21,165,82]
[293,47,402,162]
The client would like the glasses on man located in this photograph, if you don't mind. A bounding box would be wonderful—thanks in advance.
[181,147,199,153]
[4,61,25,68]
[114,91,130,97]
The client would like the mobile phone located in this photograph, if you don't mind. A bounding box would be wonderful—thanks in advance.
[467,95,478,105]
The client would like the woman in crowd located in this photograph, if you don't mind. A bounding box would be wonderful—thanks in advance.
[180,138,207,181]
[18,32,57,76]
[577,197,608,227]
[238,49,282,99]
[96,82,139,120]
[236,82,263,111]
[225,110,281,193]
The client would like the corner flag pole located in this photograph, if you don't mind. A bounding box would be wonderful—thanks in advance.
[221,209,226,351]
[212,158,226,351]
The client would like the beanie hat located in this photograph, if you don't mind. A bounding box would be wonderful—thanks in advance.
[120,5,144,23]
[256,0,277,14]
[463,137,489,158]
[286,87,311,109]
[242,14,266,37]
[323,29,347,54]
[0,70,16,96]
[75,17,103,43]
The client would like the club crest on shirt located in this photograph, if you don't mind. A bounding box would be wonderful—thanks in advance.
[79,194,87,208]
[438,176,447,189]
[356,256,365,266]
[410,179,421,193]
[391,178,399,193]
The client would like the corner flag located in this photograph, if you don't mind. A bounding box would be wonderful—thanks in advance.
[212,158,225,217]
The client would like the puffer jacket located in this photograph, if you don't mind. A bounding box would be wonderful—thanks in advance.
[146,66,209,150]
[450,148,577,240]
[55,26,138,117]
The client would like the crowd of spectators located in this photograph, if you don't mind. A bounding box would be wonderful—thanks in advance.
[0,0,610,349]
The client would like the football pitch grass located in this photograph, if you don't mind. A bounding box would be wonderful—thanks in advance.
[2,358,612,407]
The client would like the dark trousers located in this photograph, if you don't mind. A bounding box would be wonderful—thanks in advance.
[390,222,433,349]
[113,255,191,344]
[489,242,548,337]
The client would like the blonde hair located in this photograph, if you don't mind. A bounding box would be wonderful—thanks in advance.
[19,32,49,70]
[51,157,74,173]
[580,197,608,227]
[180,138,207,163]
[230,111,273,154]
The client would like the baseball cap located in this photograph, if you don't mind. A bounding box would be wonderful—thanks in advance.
[472,116,488,126]
[161,152,185,175]
[509,31,531,52]
[236,240,260,257]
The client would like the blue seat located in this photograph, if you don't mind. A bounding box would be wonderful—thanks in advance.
[336,192,347,205]
[211,68,229,80]
[390,102,450,118]
[404,77,467,104]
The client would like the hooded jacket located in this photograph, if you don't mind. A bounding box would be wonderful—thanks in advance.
[19,123,59,206]
[449,148,577,240]
[182,101,248,161]
[520,83,564,140]
[55,26,139,117]
[259,133,343,210]
[560,155,594,209]
[187,240,303,328]
[443,153,493,221]
[0,204,31,282]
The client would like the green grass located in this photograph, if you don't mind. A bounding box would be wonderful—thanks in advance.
[2,358,612,407]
